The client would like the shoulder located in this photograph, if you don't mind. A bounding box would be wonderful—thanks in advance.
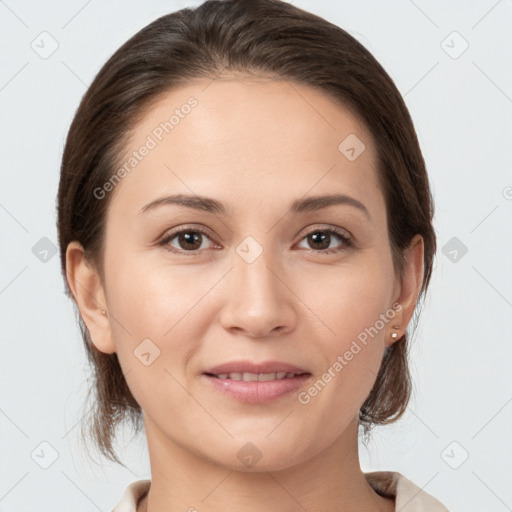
[110,479,151,512]
[364,471,450,511]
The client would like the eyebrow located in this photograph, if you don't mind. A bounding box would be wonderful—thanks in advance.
[139,193,371,220]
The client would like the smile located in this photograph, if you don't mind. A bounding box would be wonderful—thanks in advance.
[203,372,312,403]
[208,371,308,381]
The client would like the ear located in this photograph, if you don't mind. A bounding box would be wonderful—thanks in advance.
[65,241,116,354]
[386,234,425,347]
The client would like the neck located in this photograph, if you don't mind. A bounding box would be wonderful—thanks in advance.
[138,416,394,512]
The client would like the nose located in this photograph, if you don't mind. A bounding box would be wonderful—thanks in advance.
[219,246,298,338]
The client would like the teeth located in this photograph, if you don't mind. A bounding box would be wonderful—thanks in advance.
[214,372,303,381]
[256,373,275,382]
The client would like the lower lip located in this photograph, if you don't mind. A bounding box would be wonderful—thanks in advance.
[203,373,311,403]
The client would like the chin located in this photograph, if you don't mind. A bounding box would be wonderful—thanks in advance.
[202,435,315,474]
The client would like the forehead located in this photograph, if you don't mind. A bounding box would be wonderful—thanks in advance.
[108,78,383,221]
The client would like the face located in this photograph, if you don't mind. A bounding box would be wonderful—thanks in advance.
[75,77,416,472]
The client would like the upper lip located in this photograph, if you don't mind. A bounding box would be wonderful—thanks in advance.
[204,360,310,375]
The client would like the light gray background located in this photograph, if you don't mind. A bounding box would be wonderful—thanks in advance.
[1,0,511,510]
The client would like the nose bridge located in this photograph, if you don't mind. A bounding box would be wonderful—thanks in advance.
[220,235,296,336]
[236,240,279,299]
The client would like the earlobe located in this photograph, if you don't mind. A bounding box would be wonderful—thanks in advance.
[386,234,425,346]
[65,241,116,354]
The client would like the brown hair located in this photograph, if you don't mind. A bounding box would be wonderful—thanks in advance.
[57,0,436,466]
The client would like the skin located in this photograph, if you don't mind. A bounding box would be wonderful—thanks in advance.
[66,77,424,512]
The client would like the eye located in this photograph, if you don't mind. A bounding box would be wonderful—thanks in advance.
[159,226,218,254]
[158,225,353,255]
[295,227,353,254]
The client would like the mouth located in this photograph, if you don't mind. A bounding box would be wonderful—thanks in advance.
[204,371,309,381]
[202,361,312,403]
[204,360,309,376]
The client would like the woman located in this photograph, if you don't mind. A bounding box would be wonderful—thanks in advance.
[57,0,448,510]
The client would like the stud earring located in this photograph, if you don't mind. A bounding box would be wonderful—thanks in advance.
[391,325,400,339]
[100,309,107,315]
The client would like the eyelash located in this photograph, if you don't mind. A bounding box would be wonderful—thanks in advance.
[158,225,353,255]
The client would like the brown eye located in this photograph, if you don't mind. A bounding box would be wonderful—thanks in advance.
[307,231,331,250]
[159,228,216,254]
[177,231,203,250]
[297,228,353,254]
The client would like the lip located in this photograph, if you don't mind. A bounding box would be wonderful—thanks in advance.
[203,373,311,403]
[202,360,312,404]
[204,360,309,375]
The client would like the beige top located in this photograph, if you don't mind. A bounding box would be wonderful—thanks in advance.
[110,471,449,511]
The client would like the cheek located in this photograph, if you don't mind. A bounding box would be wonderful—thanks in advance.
[306,256,394,343]
[103,253,212,418]
[104,251,225,380]
[300,254,394,398]
[105,250,213,336]
[294,280,391,442]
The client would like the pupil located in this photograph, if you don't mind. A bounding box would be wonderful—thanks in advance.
[310,232,329,249]
[180,232,201,249]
